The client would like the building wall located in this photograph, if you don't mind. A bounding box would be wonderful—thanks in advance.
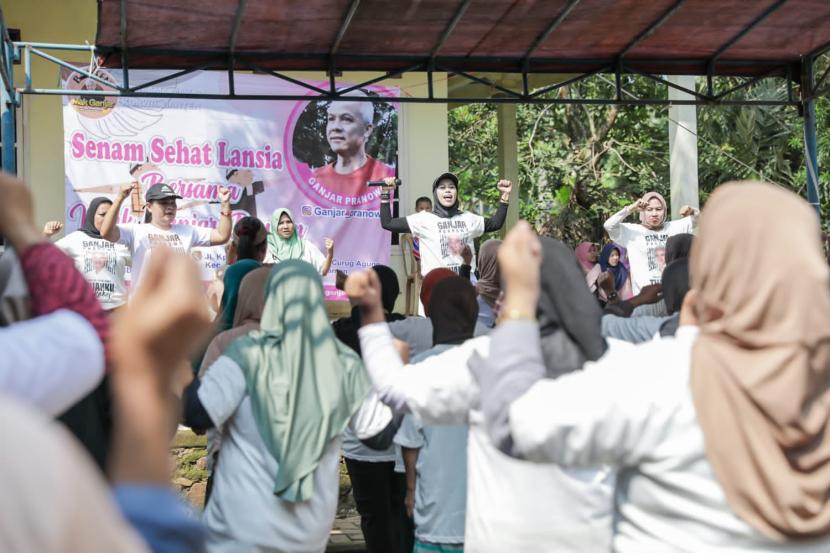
[4,0,448,312]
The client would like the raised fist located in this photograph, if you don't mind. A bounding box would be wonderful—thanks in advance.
[678,205,698,218]
[43,220,64,237]
[217,186,231,205]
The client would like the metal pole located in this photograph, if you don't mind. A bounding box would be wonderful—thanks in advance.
[802,59,821,218]
[1,33,15,173]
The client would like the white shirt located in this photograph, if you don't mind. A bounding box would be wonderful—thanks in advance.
[117,223,212,285]
[603,208,694,294]
[358,324,614,553]
[0,310,104,416]
[56,231,131,310]
[198,355,393,553]
[265,239,327,274]
[509,325,830,553]
[406,211,485,276]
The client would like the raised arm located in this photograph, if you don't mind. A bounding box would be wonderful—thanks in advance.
[0,173,109,354]
[109,247,210,551]
[677,205,700,232]
[347,269,479,424]
[603,199,645,243]
[321,238,334,276]
[482,179,512,233]
[379,177,411,233]
[209,187,232,246]
[100,183,134,242]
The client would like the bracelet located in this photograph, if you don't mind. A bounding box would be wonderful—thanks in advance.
[499,308,536,323]
[220,210,231,217]
[380,192,391,201]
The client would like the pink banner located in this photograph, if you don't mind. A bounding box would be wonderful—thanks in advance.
[62,68,398,300]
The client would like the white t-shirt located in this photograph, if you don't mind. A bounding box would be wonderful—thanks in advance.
[117,223,212,285]
[358,325,615,553]
[406,211,485,277]
[265,239,327,274]
[604,209,695,294]
[56,231,131,310]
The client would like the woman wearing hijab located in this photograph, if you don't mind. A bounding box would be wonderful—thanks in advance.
[265,208,334,276]
[212,217,269,332]
[475,239,502,328]
[348,236,615,553]
[597,243,633,303]
[183,261,395,552]
[379,173,511,280]
[395,276,479,553]
[333,265,409,553]
[656,257,690,338]
[665,233,694,265]
[603,191,698,295]
[197,266,270,502]
[31,199,124,472]
[387,267,468,359]
[44,197,131,311]
[474,182,830,552]
[574,241,603,296]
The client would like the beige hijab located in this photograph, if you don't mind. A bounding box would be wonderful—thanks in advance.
[689,181,830,539]
[199,266,270,377]
[0,396,149,553]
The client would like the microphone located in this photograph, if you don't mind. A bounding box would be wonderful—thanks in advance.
[367,178,401,187]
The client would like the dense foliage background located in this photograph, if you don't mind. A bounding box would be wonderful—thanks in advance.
[448,72,830,245]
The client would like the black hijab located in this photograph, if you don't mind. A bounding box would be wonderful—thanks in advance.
[428,275,478,345]
[661,257,690,315]
[537,237,608,378]
[331,264,404,357]
[373,264,400,314]
[80,197,112,239]
[431,173,461,219]
[666,233,694,264]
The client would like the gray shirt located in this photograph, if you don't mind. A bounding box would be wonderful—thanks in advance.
[395,344,468,545]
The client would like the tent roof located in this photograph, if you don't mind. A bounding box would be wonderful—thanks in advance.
[95,0,830,78]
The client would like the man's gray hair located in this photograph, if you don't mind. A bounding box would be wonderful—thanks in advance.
[329,89,375,126]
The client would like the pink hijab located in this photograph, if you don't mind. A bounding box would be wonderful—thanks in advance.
[574,242,597,274]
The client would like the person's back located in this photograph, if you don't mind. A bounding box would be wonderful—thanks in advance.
[199,357,341,552]
[556,328,830,553]
[396,344,469,552]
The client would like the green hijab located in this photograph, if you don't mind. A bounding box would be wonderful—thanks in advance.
[225,260,370,502]
[267,208,305,262]
[218,259,262,332]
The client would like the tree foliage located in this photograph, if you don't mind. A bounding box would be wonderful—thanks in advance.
[449,74,830,246]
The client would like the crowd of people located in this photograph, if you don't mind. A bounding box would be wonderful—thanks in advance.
[2,165,830,553]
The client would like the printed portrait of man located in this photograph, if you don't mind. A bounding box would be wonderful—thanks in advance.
[310,90,395,199]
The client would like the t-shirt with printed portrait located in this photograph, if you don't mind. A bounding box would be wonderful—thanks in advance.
[405,211,485,277]
[116,223,213,285]
[56,231,131,310]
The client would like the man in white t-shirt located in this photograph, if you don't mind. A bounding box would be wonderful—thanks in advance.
[100,182,232,284]
[603,191,698,294]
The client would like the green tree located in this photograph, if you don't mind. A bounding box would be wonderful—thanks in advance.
[449,75,830,245]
